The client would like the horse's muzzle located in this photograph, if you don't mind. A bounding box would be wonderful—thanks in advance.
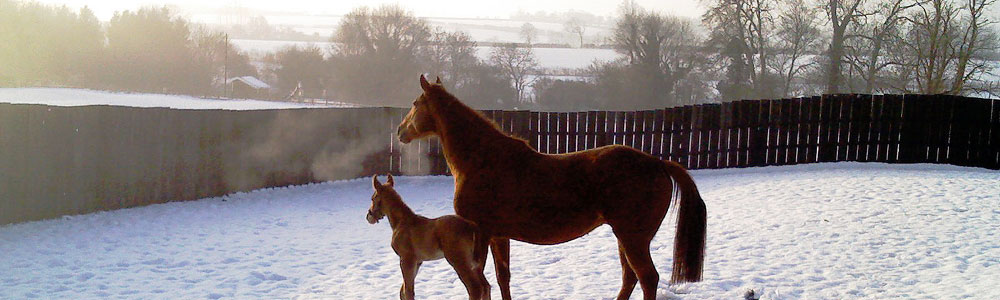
[366,211,379,224]
[397,129,413,144]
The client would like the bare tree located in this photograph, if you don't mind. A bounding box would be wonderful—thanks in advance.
[489,43,538,104]
[520,22,538,45]
[823,0,867,94]
[898,0,997,95]
[951,0,997,94]
[848,0,914,94]
[773,0,822,96]
[563,17,586,47]
[704,0,779,100]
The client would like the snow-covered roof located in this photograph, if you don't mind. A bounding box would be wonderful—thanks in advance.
[227,76,271,90]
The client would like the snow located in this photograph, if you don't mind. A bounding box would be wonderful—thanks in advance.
[1,162,998,299]
[0,88,350,110]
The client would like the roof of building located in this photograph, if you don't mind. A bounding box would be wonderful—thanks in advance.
[226,76,271,90]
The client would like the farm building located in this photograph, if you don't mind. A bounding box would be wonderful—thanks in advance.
[227,76,271,99]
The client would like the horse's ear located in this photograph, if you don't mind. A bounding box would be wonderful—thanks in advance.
[419,74,431,92]
[387,174,395,187]
[435,76,442,84]
[372,175,382,189]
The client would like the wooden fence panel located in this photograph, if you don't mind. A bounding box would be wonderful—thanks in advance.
[719,102,735,168]
[864,95,883,161]
[749,100,768,166]
[664,108,678,162]
[707,104,719,168]
[968,99,991,167]
[991,100,1000,169]
[585,111,597,150]
[835,95,853,162]
[596,111,609,147]
[651,109,665,160]
[611,111,623,146]
[851,94,872,162]
[566,112,578,153]
[948,96,973,166]
[899,94,925,163]
[790,97,807,165]
[692,105,706,169]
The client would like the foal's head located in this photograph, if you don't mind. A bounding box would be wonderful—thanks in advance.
[366,174,396,224]
[397,74,444,143]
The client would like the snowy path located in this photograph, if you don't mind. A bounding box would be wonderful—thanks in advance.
[1,162,998,299]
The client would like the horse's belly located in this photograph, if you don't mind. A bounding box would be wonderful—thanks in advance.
[511,217,604,245]
[458,201,603,245]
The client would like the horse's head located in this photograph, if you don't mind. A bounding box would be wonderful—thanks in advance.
[366,174,396,224]
[397,74,443,143]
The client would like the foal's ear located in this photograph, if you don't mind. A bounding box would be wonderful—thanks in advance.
[435,76,442,84]
[419,74,431,92]
[386,174,395,187]
[372,175,382,189]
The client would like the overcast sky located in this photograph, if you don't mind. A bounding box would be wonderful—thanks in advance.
[35,0,705,20]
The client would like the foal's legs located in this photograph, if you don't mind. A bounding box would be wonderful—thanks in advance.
[490,239,512,300]
[399,259,421,300]
[615,242,639,300]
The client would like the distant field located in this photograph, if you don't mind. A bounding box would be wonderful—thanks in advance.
[231,39,619,70]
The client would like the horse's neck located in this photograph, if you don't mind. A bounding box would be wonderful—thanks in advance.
[432,100,524,174]
[383,195,418,230]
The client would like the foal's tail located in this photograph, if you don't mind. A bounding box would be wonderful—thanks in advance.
[662,160,707,283]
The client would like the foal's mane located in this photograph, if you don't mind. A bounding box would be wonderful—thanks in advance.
[424,84,530,147]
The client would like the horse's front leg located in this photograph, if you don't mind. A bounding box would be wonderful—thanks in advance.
[399,258,420,300]
[490,238,511,300]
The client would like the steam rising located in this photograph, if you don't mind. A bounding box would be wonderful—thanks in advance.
[223,108,398,191]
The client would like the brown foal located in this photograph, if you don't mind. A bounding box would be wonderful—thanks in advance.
[366,174,491,300]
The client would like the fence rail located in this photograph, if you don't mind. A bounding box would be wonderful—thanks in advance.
[1,94,998,225]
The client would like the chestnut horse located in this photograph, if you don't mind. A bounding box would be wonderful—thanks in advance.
[397,75,706,300]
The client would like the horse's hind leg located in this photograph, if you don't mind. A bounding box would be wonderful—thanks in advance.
[447,257,484,300]
[399,259,420,300]
[615,242,638,300]
[616,234,659,300]
[490,238,512,300]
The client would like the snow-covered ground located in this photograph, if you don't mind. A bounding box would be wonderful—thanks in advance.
[2,162,997,299]
[0,88,352,110]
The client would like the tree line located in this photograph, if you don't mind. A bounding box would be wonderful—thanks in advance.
[0,1,257,96]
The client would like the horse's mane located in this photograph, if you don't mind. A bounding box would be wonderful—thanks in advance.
[426,84,531,147]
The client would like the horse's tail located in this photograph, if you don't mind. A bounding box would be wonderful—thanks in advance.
[662,160,707,283]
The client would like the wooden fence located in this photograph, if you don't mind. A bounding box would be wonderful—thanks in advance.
[385,94,999,176]
[1,94,997,225]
